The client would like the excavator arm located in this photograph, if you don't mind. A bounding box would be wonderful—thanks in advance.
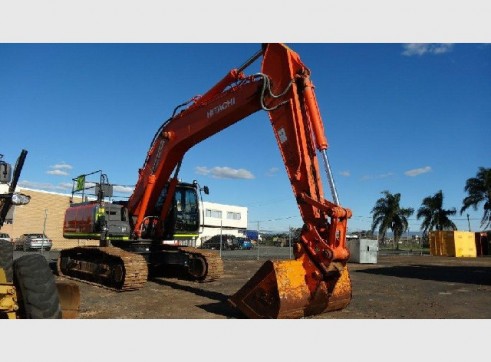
[127,67,264,237]
[127,43,353,318]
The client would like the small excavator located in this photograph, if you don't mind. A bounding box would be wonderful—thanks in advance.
[0,150,80,319]
[58,43,353,318]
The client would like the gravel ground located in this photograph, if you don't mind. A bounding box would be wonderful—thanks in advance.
[8,250,490,361]
[48,251,491,319]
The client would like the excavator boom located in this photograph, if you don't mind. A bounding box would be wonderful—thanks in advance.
[228,44,353,318]
[127,43,353,318]
[127,75,263,238]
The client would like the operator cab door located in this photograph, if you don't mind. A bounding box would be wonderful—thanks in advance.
[155,184,200,240]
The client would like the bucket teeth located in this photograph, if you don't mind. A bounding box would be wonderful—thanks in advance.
[229,260,352,319]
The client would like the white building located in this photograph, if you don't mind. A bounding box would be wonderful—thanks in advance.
[198,201,248,246]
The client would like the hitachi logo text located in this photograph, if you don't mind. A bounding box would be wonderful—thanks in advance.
[207,98,235,118]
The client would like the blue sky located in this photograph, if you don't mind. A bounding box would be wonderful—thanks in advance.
[1,43,490,234]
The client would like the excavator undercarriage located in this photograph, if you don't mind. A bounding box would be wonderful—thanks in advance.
[57,246,149,292]
[57,245,223,292]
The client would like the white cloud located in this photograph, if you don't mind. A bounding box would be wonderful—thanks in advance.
[195,166,209,175]
[404,166,431,177]
[59,182,73,189]
[47,162,73,176]
[113,185,135,194]
[47,169,69,176]
[402,43,454,56]
[195,166,255,179]
[50,163,73,170]
[361,172,394,181]
[340,170,351,177]
[432,44,454,54]
[17,180,134,196]
[267,167,280,177]
[18,180,72,192]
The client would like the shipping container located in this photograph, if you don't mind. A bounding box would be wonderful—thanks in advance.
[429,231,476,257]
[475,231,490,256]
[429,232,443,256]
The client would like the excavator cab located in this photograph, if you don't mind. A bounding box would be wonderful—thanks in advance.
[64,174,204,243]
[155,182,201,241]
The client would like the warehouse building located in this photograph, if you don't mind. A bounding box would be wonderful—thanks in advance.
[199,201,248,245]
[0,188,91,249]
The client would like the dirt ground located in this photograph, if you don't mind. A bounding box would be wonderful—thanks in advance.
[57,253,491,319]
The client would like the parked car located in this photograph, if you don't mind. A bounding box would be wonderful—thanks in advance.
[0,232,12,243]
[237,237,253,250]
[200,234,240,250]
[14,233,52,251]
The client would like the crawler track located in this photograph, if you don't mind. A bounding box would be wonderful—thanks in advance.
[177,246,224,282]
[57,246,149,292]
[56,246,223,292]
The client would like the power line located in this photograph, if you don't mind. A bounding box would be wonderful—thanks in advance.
[248,215,300,224]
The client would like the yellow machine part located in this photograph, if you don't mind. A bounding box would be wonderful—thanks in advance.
[0,269,18,319]
[229,255,352,319]
[56,282,80,319]
[1,269,80,319]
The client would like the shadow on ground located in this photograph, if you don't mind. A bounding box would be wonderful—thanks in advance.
[356,265,491,285]
[150,278,245,318]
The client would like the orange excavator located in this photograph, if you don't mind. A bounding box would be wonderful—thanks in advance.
[58,43,352,318]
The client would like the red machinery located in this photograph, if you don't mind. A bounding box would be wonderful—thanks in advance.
[59,43,352,318]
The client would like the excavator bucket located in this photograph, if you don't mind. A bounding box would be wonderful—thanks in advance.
[56,282,80,319]
[229,258,352,319]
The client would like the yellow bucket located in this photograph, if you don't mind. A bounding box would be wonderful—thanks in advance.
[229,257,351,319]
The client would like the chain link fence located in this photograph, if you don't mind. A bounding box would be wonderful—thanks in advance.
[214,244,294,261]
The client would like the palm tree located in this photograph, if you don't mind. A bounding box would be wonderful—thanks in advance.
[417,190,457,236]
[460,167,491,229]
[371,190,414,249]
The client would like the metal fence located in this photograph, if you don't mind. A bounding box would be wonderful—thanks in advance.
[13,245,296,264]
[14,242,432,265]
[216,245,294,261]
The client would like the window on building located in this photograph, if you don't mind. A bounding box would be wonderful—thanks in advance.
[205,209,222,219]
[226,211,241,220]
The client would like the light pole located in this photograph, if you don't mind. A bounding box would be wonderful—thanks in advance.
[42,209,48,254]
[256,221,260,261]
[288,226,292,259]
[219,219,223,258]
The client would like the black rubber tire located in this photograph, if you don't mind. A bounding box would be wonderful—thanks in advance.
[0,240,14,282]
[188,255,208,280]
[13,254,62,319]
